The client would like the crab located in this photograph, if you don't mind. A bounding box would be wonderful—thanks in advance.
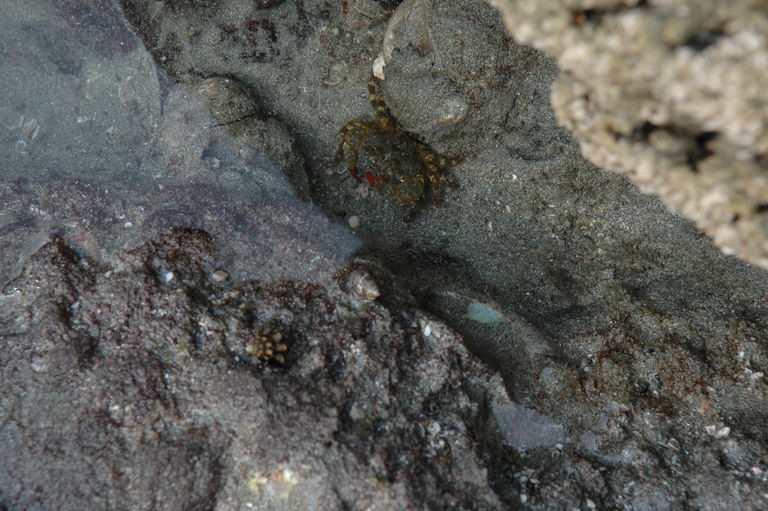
[334,73,459,221]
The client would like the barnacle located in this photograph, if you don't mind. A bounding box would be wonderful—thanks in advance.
[344,267,380,300]
[246,327,288,363]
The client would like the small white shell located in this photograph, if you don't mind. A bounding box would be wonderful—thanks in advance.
[372,55,386,80]
[346,268,380,300]
[211,269,229,282]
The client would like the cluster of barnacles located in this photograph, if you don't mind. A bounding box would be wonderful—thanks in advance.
[246,326,288,364]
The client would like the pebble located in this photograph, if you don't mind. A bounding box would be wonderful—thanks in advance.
[211,269,229,282]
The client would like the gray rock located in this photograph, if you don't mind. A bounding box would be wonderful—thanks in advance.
[2,0,768,509]
[118,0,768,507]
[0,230,505,510]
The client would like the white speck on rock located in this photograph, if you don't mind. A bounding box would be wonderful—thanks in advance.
[372,54,386,80]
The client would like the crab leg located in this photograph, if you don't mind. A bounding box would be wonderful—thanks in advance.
[335,120,374,180]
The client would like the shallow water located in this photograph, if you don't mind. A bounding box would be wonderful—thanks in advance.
[0,0,359,286]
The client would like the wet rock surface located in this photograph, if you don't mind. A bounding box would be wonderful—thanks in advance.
[117,0,768,507]
[1,0,768,509]
[0,229,507,510]
[3,230,768,510]
[491,0,768,269]
[0,0,355,287]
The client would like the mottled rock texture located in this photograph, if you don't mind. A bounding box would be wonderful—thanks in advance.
[490,0,768,268]
[0,229,505,510]
[4,0,768,508]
